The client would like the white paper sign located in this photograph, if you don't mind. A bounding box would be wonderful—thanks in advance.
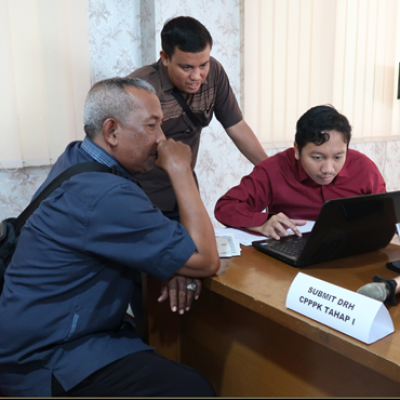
[286,272,394,344]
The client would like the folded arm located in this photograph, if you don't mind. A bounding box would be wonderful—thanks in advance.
[214,163,272,228]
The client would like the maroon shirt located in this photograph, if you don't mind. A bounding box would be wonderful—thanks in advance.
[215,148,386,228]
[128,57,243,212]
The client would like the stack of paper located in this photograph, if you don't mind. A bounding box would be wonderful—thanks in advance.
[215,221,315,247]
[215,228,266,246]
[215,232,241,257]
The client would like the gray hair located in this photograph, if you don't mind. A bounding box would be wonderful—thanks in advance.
[83,77,156,138]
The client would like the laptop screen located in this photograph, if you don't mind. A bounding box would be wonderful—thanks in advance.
[253,191,400,267]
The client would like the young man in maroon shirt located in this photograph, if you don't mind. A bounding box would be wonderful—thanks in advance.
[215,105,386,240]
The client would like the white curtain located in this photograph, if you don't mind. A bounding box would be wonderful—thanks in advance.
[0,0,91,169]
[244,0,400,148]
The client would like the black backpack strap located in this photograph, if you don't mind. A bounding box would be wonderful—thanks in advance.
[14,162,113,234]
[150,63,203,131]
[170,87,203,131]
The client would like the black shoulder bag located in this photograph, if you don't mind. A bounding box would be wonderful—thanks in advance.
[0,162,114,293]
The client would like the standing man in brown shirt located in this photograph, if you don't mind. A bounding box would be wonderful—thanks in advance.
[128,16,268,221]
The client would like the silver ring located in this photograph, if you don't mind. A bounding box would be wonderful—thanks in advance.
[186,282,197,292]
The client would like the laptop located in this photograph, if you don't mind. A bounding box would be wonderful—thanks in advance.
[252,191,400,267]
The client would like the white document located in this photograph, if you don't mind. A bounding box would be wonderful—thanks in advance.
[215,233,241,257]
[215,228,265,246]
[295,220,315,234]
[215,221,315,247]
[286,272,394,344]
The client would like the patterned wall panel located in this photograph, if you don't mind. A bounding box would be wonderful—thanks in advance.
[87,0,143,83]
[0,0,399,225]
[0,166,51,219]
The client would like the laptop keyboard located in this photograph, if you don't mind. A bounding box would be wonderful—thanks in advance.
[272,237,306,256]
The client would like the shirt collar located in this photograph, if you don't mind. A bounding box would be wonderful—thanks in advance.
[81,137,135,182]
[296,159,310,183]
[158,59,175,92]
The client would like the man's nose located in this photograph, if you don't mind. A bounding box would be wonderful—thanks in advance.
[321,159,335,174]
[157,126,166,142]
[190,68,201,81]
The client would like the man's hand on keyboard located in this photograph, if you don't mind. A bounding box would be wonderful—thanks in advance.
[246,212,307,240]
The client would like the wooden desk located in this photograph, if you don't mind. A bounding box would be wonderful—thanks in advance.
[145,244,400,397]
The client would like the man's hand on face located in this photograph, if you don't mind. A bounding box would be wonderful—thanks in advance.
[155,138,192,175]
[260,213,307,240]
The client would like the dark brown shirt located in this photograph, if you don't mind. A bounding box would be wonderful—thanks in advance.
[128,57,243,212]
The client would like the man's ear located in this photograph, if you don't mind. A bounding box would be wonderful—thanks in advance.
[103,118,119,147]
[160,50,170,67]
[294,142,300,160]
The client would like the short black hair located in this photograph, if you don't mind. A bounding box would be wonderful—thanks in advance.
[295,105,352,153]
[161,16,213,58]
